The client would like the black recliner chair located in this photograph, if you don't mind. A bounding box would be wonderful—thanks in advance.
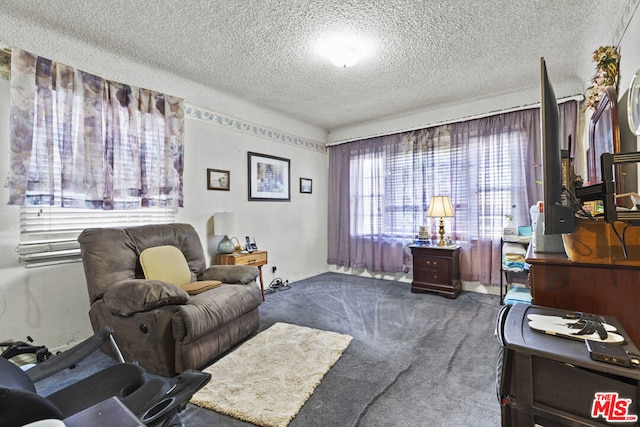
[0,326,211,427]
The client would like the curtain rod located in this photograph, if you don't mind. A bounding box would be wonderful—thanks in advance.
[326,94,584,147]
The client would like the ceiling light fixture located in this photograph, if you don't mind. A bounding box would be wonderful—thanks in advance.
[329,45,363,68]
[317,35,371,68]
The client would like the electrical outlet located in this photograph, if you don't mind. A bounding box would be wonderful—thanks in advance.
[272,266,277,273]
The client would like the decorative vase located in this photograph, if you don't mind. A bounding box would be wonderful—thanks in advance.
[217,235,235,254]
[207,235,224,257]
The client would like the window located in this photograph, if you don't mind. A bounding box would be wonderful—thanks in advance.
[348,129,466,241]
[8,49,184,267]
[16,73,177,267]
[349,152,385,237]
[328,106,548,281]
[346,129,524,242]
[467,129,527,240]
[18,206,177,267]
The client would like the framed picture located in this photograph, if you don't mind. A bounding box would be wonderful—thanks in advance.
[248,152,290,201]
[207,168,230,191]
[300,178,312,194]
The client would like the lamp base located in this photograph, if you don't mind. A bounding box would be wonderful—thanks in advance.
[217,235,235,254]
[437,217,446,247]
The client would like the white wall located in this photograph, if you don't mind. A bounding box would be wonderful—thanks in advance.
[0,80,329,352]
[179,116,329,283]
[0,78,95,348]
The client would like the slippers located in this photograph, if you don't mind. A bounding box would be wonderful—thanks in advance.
[527,314,617,332]
[528,317,624,344]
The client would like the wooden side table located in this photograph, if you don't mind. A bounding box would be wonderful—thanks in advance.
[216,250,268,301]
[410,244,461,299]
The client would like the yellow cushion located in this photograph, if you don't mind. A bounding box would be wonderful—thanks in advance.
[140,245,191,287]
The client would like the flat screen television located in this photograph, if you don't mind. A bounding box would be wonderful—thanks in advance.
[540,59,640,255]
[540,58,576,234]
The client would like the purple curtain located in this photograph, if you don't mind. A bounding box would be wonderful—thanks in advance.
[8,49,184,209]
[327,133,412,272]
[328,101,578,284]
[327,128,457,273]
[451,109,541,284]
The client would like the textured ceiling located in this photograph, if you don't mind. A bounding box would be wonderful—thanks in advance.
[0,1,633,132]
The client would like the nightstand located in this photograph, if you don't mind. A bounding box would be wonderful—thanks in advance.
[409,244,461,299]
[216,250,268,301]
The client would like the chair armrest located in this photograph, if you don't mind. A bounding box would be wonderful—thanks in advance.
[103,279,189,316]
[198,265,259,284]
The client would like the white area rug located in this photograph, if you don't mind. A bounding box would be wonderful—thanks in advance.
[190,322,353,427]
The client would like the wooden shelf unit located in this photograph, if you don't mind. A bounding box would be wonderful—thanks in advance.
[526,244,640,347]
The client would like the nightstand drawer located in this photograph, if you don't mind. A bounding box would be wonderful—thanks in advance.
[419,256,449,270]
[217,250,268,267]
[415,268,450,285]
[233,251,267,266]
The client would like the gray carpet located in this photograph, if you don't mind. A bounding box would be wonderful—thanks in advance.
[36,272,503,426]
[180,272,502,427]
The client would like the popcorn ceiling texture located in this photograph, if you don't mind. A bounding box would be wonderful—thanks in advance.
[0,0,633,131]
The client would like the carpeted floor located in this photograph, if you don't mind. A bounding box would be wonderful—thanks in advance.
[35,272,503,426]
[179,272,503,427]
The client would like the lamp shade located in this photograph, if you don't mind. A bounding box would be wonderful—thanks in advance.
[427,196,455,218]
[213,212,237,236]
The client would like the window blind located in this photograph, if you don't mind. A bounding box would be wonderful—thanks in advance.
[18,206,177,267]
[350,131,462,239]
[346,127,527,243]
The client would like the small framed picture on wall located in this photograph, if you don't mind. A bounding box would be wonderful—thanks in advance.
[207,168,230,191]
[300,178,312,194]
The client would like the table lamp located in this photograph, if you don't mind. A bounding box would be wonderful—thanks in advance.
[213,212,237,254]
[427,196,455,247]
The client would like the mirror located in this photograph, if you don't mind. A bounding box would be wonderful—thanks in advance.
[628,69,640,136]
[617,89,640,209]
[589,86,623,203]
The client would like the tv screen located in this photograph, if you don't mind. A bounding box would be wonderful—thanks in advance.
[540,58,576,234]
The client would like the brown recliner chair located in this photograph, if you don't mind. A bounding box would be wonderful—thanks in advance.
[78,223,261,377]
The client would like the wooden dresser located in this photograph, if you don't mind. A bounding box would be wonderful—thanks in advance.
[526,245,640,347]
[410,244,461,298]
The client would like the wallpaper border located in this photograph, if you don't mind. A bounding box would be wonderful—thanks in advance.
[185,105,326,154]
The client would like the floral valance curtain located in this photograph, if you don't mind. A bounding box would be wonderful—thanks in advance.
[8,49,184,209]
